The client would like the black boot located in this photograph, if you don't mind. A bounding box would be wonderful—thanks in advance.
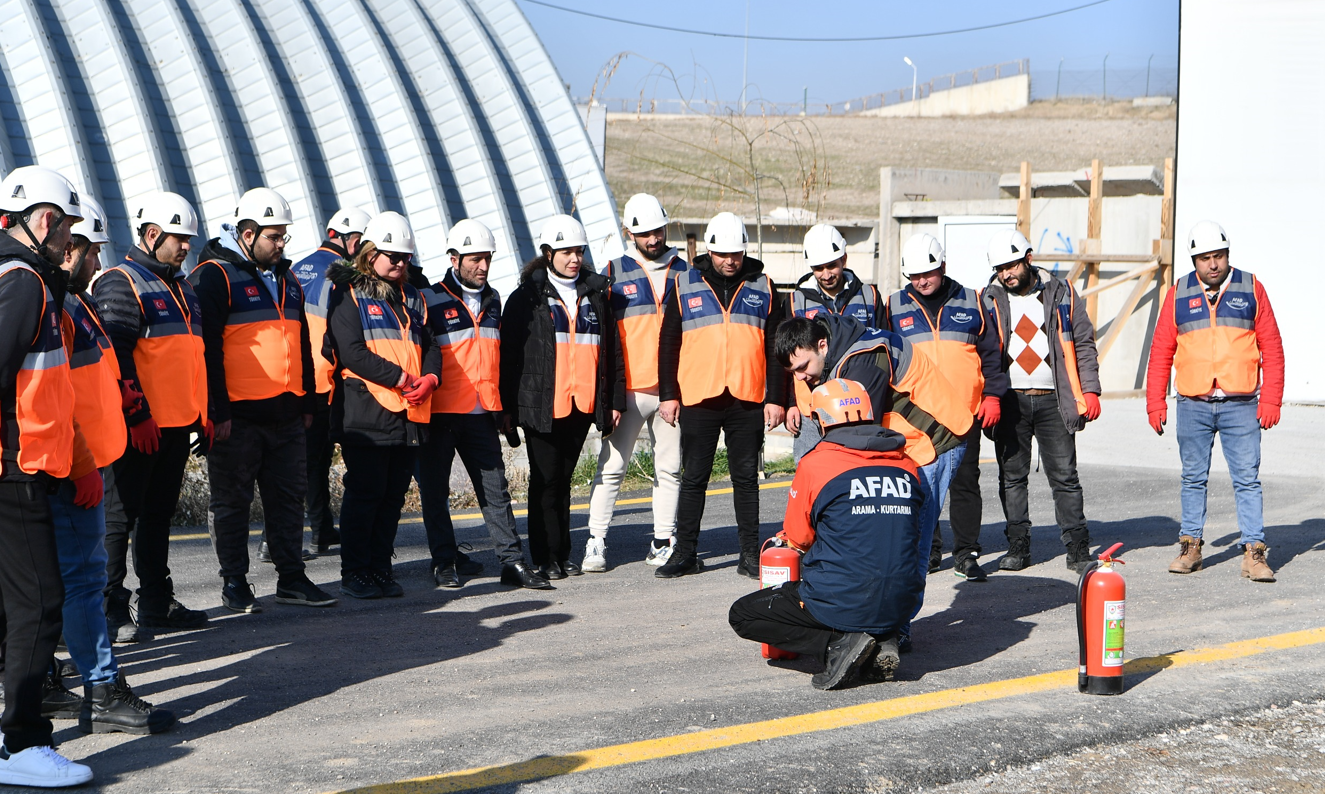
[104,588,138,644]
[80,673,175,735]
[735,552,760,579]
[41,673,82,720]
[811,632,876,690]
[312,526,341,554]
[138,597,209,630]
[999,533,1031,571]
[1065,533,1094,575]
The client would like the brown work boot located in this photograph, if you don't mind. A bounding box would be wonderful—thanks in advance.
[1241,542,1276,582]
[1168,535,1203,574]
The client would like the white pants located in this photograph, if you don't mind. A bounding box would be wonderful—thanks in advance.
[587,390,681,539]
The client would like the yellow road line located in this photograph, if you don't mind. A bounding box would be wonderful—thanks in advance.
[169,480,795,542]
[336,625,1325,794]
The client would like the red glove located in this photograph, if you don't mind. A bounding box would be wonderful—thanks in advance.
[976,395,1002,429]
[119,379,145,412]
[130,417,161,455]
[1258,402,1281,430]
[1083,393,1102,422]
[402,374,438,406]
[1148,407,1167,436]
[72,470,104,509]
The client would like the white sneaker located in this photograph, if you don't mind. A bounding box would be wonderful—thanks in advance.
[645,537,675,567]
[0,745,94,788]
[582,536,608,573]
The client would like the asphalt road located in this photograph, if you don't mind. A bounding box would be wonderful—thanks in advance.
[28,404,1325,793]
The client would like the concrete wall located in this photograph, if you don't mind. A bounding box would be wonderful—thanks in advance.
[878,168,1002,290]
[862,74,1031,118]
[892,195,1166,393]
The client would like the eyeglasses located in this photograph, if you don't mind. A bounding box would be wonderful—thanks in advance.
[261,232,291,245]
[379,251,412,266]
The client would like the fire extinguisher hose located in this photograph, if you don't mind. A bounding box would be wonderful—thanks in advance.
[1075,559,1101,692]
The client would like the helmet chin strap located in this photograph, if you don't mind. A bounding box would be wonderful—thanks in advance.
[17,208,66,266]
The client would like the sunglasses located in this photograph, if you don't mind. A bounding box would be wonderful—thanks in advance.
[379,251,412,266]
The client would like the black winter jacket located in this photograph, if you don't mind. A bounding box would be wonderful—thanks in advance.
[190,239,317,424]
[499,262,623,434]
[324,261,441,447]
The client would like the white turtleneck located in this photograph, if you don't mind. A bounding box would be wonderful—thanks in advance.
[635,246,678,298]
[548,268,580,321]
[459,282,483,318]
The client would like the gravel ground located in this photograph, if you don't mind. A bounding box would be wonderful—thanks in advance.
[605,100,1177,220]
[926,700,1325,794]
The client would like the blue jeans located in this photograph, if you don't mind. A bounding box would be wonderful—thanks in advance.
[48,479,118,686]
[1175,396,1263,545]
[910,441,967,621]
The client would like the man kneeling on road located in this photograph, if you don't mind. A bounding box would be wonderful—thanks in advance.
[728,379,923,690]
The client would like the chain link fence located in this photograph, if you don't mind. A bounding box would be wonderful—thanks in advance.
[1032,62,1178,101]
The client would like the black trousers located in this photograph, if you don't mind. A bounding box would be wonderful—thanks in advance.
[934,426,984,559]
[416,412,524,567]
[675,394,764,558]
[206,417,308,581]
[994,391,1089,546]
[339,444,416,576]
[305,402,336,541]
[0,481,64,752]
[523,411,593,566]
[102,426,190,607]
[728,582,833,662]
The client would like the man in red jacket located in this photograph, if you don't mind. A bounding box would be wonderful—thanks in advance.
[1145,221,1284,582]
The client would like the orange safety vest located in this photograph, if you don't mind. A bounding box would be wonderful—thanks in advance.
[675,268,773,406]
[343,283,432,424]
[1172,268,1262,397]
[0,261,75,478]
[606,253,688,391]
[292,246,343,396]
[885,286,985,414]
[548,291,601,418]
[194,259,306,402]
[103,257,207,428]
[62,293,126,468]
[423,279,502,414]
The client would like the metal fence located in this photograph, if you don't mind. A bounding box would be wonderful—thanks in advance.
[1031,63,1178,101]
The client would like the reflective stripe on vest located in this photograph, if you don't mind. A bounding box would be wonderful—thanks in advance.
[0,261,75,478]
[548,293,601,418]
[343,284,431,423]
[197,259,306,402]
[828,330,939,466]
[293,247,342,395]
[423,283,501,413]
[884,287,985,414]
[63,293,126,468]
[106,257,207,428]
[1172,267,1261,396]
[791,283,877,326]
[608,254,688,391]
[675,269,772,405]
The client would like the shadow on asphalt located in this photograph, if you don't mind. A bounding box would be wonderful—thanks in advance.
[1201,518,1325,571]
[66,593,572,784]
[933,515,1181,572]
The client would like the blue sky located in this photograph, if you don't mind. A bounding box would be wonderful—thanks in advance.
[517,0,1179,105]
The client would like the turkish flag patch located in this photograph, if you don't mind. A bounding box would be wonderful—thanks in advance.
[805,309,819,319]
[444,308,459,320]
[899,316,914,328]
[622,284,638,296]
[367,305,383,316]
[687,296,704,309]
[1188,297,1203,309]
[153,299,168,311]
[244,286,260,298]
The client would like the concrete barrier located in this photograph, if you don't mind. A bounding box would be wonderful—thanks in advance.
[862,74,1030,118]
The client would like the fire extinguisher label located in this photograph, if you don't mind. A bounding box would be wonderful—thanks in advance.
[761,566,792,588]
[1102,600,1125,667]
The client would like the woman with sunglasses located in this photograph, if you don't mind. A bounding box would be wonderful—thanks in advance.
[500,215,622,581]
[325,211,441,598]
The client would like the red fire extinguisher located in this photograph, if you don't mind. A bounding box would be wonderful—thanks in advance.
[1077,542,1126,695]
[760,538,801,660]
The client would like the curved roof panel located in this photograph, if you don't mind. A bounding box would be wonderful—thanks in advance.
[0,0,622,296]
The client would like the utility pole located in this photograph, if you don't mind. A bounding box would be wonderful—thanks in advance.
[740,0,750,113]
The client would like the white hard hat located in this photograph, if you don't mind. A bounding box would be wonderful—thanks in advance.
[900,233,945,276]
[986,228,1033,269]
[1187,221,1229,258]
[133,191,199,237]
[235,187,294,227]
[622,193,668,234]
[0,166,83,220]
[326,207,371,236]
[538,214,589,251]
[71,195,110,245]
[703,212,747,254]
[447,218,497,255]
[364,211,415,255]
[803,224,847,269]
